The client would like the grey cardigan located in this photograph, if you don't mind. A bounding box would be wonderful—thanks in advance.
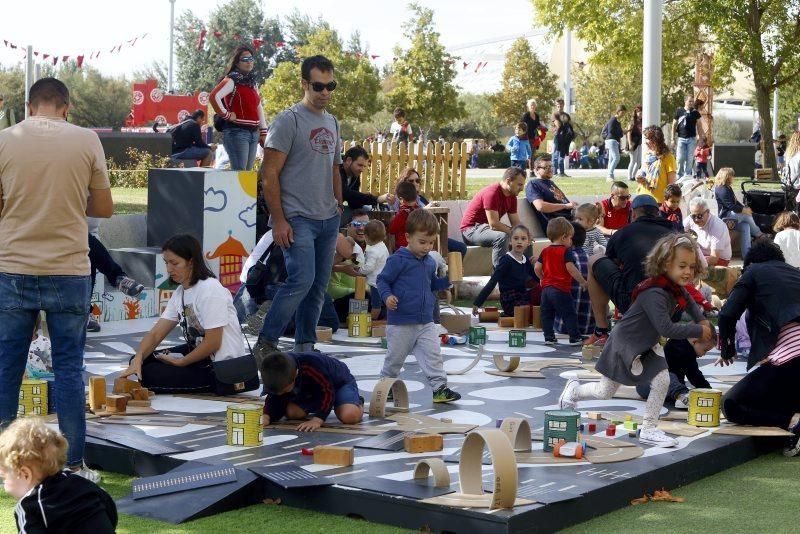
[595,287,705,386]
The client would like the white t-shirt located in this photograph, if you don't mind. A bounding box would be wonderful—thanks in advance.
[684,214,731,261]
[240,231,274,284]
[360,242,390,287]
[162,278,245,362]
[390,120,413,141]
[774,228,800,268]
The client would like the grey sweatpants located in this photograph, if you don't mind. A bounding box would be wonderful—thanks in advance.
[382,323,447,392]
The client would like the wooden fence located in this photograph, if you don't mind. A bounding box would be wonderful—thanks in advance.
[343,140,470,200]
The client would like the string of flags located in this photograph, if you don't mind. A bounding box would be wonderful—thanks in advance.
[1,33,150,68]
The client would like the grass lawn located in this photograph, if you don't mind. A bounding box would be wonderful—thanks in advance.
[111,187,148,215]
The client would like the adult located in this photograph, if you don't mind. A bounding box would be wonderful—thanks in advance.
[521,99,546,160]
[626,105,643,181]
[584,195,675,346]
[490,140,505,152]
[636,125,677,201]
[684,197,732,267]
[597,181,632,236]
[390,167,467,258]
[390,108,414,143]
[553,113,575,177]
[0,94,15,131]
[255,55,342,358]
[170,109,212,166]
[210,45,268,171]
[718,241,800,456]
[602,105,626,182]
[461,167,526,267]
[784,131,800,193]
[713,167,763,259]
[553,98,565,117]
[0,78,113,480]
[121,235,247,393]
[672,94,702,177]
[525,156,576,232]
[340,145,394,212]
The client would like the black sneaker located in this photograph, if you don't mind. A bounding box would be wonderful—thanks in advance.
[433,386,461,403]
[784,422,800,457]
[568,336,587,346]
[116,276,145,297]
[544,338,557,346]
[87,317,101,332]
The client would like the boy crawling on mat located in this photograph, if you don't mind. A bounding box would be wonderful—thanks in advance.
[260,351,364,432]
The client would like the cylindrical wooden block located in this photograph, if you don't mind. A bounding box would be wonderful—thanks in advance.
[513,306,530,329]
[688,389,722,427]
[448,251,463,282]
[530,306,542,330]
[479,311,500,322]
[316,326,333,342]
[354,276,367,300]
[498,316,515,328]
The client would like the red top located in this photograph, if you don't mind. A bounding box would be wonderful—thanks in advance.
[537,245,575,292]
[694,146,711,163]
[389,204,417,248]
[460,183,518,231]
[600,198,631,230]
[210,77,267,133]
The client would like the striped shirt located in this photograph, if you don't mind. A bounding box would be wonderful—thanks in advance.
[766,322,800,365]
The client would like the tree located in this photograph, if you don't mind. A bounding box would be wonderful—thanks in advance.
[132,61,168,87]
[0,67,25,121]
[174,0,283,92]
[385,3,464,134]
[260,29,381,128]
[488,38,559,125]
[57,65,130,127]
[439,93,504,140]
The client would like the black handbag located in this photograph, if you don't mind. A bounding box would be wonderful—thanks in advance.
[212,83,237,132]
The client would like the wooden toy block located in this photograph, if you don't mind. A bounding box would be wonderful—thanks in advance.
[132,388,150,401]
[88,377,106,411]
[624,421,638,430]
[624,415,633,422]
[448,251,463,282]
[606,424,616,437]
[148,389,155,398]
[354,276,367,300]
[113,377,140,395]
[313,445,354,466]
[371,324,386,338]
[498,317,515,328]
[105,395,128,413]
[316,326,333,342]
[468,326,487,345]
[588,423,597,432]
[587,412,603,420]
[128,400,152,407]
[513,305,530,329]
[508,329,526,348]
[530,305,542,329]
[478,311,500,322]
[404,434,444,453]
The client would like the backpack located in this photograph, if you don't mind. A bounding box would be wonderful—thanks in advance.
[394,121,413,143]
[244,242,287,303]
[600,121,610,140]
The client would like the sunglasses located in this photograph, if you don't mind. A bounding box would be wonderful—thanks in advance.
[309,81,337,92]
[350,220,368,228]
[238,56,254,63]
[616,195,631,200]
[537,165,552,170]
[691,210,708,221]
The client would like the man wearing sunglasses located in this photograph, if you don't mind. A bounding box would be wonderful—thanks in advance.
[255,55,344,358]
[597,181,632,236]
[683,197,732,267]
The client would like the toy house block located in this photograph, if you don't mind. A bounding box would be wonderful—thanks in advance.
[347,312,372,337]
[348,298,370,314]
[354,276,367,300]
[371,324,386,338]
[131,388,151,401]
[128,400,152,407]
[468,326,487,345]
[226,404,264,447]
[313,445,354,466]
[403,434,444,453]
[88,377,107,412]
[18,380,48,417]
[113,377,141,395]
[508,330,527,348]
[498,317,515,328]
[106,395,128,413]
[606,424,616,436]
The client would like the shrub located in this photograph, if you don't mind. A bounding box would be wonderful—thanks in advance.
[107,148,173,188]
[476,151,510,168]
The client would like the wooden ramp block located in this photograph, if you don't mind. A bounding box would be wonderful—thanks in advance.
[88,376,106,411]
[313,445,354,466]
[128,400,152,407]
[498,317,515,328]
[404,433,444,453]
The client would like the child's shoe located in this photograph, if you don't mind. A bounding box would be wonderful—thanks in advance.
[674,393,690,410]
[544,337,557,346]
[583,332,608,346]
[639,427,678,448]
[116,275,145,297]
[558,379,579,410]
[432,386,461,403]
[70,462,102,483]
[784,420,800,457]
[568,336,586,346]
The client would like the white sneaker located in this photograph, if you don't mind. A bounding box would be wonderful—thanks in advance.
[70,462,101,483]
[639,427,678,448]
[559,379,580,410]
[674,394,690,410]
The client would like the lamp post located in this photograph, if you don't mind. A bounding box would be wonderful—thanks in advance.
[642,0,663,130]
[168,0,176,93]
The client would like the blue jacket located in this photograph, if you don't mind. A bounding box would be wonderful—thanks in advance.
[506,136,532,161]
[377,247,450,325]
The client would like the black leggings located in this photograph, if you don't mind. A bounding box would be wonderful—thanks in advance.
[138,344,215,394]
[89,234,126,295]
[722,357,800,429]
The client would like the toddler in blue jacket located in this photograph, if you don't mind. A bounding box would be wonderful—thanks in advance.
[377,209,460,403]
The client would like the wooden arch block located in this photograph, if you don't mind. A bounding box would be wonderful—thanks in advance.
[413,458,451,487]
[369,378,410,418]
[499,417,532,452]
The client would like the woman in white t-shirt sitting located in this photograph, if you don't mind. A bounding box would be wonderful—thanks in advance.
[121,234,246,393]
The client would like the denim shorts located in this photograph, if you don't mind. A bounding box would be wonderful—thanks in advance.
[334,381,363,407]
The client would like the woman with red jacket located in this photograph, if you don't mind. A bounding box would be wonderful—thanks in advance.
[210,45,268,171]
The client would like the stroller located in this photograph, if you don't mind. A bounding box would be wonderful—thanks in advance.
[741,180,798,234]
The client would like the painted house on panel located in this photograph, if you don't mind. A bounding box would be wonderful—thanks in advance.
[206,231,249,294]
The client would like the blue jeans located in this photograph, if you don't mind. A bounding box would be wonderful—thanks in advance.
[0,273,90,466]
[223,126,259,171]
[627,144,642,180]
[447,238,467,258]
[540,286,579,340]
[728,213,762,259]
[258,215,339,345]
[676,137,697,177]
[172,146,211,161]
[553,150,565,175]
[604,140,620,178]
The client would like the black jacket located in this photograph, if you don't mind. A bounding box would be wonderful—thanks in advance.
[171,120,209,153]
[605,216,676,294]
[718,260,800,369]
[340,165,378,209]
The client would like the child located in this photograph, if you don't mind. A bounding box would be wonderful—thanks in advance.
[659,183,684,230]
[773,211,800,268]
[555,223,594,336]
[378,209,460,403]
[359,220,390,320]
[534,217,588,346]
[506,122,532,170]
[574,203,608,256]
[388,181,418,249]
[0,419,117,533]
[559,233,715,447]
[260,351,364,432]
[472,225,539,317]
[694,137,711,179]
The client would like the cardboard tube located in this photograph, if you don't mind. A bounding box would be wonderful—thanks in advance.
[448,252,463,282]
[513,306,530,329]
[530,306,542,329]
[354,276,366,300]
[368,378,409,418]
[413,458,451,487]
[459,429,518,509]
[498,317,515,328]
[479,311,500,322]
[499,417,532,452]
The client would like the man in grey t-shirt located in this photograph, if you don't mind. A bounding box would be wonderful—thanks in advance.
[255,55,344,364]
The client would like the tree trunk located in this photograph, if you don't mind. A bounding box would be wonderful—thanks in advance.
[753,84,778,181]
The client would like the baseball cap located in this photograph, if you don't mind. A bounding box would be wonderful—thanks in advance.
[631,194,659,209]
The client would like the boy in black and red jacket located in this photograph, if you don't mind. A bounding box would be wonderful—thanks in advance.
[261,351,363,432]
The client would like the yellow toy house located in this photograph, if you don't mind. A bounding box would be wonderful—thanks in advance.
[18,379,48,416]
[227,404,264,446]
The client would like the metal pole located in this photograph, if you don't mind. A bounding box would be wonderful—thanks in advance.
[25,45,34,119]
[168,0,176,93]
[564,29,572,113]
[772,87,779,138]
[642,0,663,130]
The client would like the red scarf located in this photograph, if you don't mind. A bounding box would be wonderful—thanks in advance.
[631,275,688,313]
